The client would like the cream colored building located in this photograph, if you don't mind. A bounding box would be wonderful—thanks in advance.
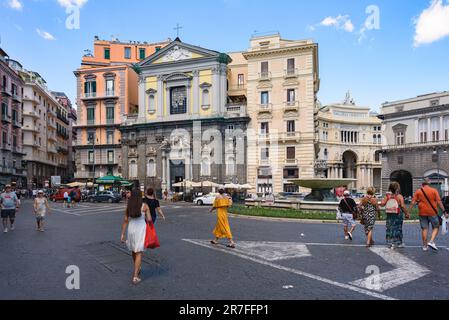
[316,93,382,192]
[243,34,320,194]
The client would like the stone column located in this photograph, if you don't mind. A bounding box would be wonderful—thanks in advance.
[360,166,365,190]
[367,167,372,188]
[427,118,431,141]
[414,119,419,143]
[138,75,146,122]
[161,150,167,190]
[440,116,444,141]
[339,167,343,179]
[192,70,199,115]
[212,67,220,115]
[220,65,227,114]
[166,156,171,191]
[157,75,164,119]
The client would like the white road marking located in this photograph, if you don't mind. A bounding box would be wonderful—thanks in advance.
[183,239,396,300]
[229,241,311,261]
[301,242,449,249]
[350,247,431,292]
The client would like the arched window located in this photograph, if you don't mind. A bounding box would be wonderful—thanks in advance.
[201,158,210,176]
[148,95,155,113]
[147,159,155,177]
[377,134,382,144]
[129,160,137,178]
[202,89,210,108]
[323,148,328,160]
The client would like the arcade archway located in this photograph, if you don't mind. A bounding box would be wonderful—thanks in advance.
[390,170,413,197]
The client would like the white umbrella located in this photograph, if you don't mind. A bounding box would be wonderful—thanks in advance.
[172,180,201,188]
[239,184,254,189]
[224,183,241,189]
[199,180,220,188]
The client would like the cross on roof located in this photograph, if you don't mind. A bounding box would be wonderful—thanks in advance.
[174,23,183,38]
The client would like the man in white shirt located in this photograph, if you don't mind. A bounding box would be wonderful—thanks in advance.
[63,191,69,208]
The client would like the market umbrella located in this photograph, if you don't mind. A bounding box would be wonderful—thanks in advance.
[96,175,124,184]
[66,182,86,188]
[239,184,254,189]
[199,180,220,188]
[172,180,200,188]
[224,183,241,189]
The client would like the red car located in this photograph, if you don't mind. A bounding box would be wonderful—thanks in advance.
[50,188,81,202]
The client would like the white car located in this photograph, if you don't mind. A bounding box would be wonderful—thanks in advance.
[194,194,217,206]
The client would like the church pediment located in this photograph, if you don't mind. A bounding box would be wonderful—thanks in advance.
[139,39,223,67]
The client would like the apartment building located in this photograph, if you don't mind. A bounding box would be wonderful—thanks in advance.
[0,48,26,188]
[73,36,171,181]
[243,34,320,194]
[19,69,70,188]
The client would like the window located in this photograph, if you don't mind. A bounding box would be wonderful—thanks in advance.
[261,61,268,77]
[87,107,95,124]
[148,95,155,113]
[323,148,328,160]
[261,91,269,105]
[261,148,269,160]
[287,89,295,103]
[170,86,187,115]
[106,131,114,145]
[147,159,156,177]
[431,117,440,142]
[155,46,161,52]
[287,120,295,133]
[104,48,110,60]
[106,79,114,96]
[420,132,427,143]
[202,89,210,107]
[129,160,137,178]
[84,81,96,98]
[284,184,299,193]
[283,169,299,179]
[139,48,146,60]
[260,122,269,135]
[124,47,131,59]
[237,74,244,88]
[107,150,114,163]
[287,58,295,74]
[88,151,94,163]
[286,147,295,160]
[2,131,7,146]
[106,105,114,124]
[87,132,95,145]
[396,131,405,145]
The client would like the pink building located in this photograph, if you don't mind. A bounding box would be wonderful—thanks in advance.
[0,48,26,188]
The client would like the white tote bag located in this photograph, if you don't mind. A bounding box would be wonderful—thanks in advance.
[442,216,449,236]
[336,207,343,221]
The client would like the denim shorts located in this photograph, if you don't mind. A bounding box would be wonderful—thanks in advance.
[419,215,440,230]
[342,213,356,227]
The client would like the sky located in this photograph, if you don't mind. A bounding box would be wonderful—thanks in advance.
[1,0,449,112]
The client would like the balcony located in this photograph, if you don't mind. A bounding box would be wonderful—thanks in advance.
[48,146,58,154]
[23,141,40,148]
[1,85,11,96]
[285,158,298,165]
[228,84,246,96]
[23,95,40,105]
[106,118,115,125]
[284,101,300,112]
[48,133,57,142]
[0,166,13,174]
[0,143,11,151]
[225,103,247,118]
[258,72,272,81]
[48,108,57,118]
[284,68,299,78]
[12,93,22,103]
[258,103,273,114]
[48,121,57,130]
[105,90,117,98]
[22,124,39,133]
[83,92,97,99]
[280,132,301,143]
[57,146,68,154]
[1,113,11,124]
[12,118,21,128]
[82,91,119,100]
[12,146,25,155]
[23,110,39,118]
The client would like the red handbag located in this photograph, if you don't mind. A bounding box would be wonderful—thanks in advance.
[144,221,160,249]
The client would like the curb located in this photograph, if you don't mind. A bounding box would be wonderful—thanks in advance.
[228,213,420,225]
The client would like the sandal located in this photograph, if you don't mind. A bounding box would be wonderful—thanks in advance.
[210,240,218,245]
[227,244,236,248]
[132,277,141,285]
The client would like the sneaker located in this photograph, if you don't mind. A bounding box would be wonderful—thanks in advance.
[3,228,8,233]
[10,225,15,231]
[423,246,428,251]
[345,236,349,240]
[347,232,353,241]
[428,242,438,251]
[397,243,405,248]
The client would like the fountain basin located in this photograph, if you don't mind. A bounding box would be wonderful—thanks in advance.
[290,178,356,202]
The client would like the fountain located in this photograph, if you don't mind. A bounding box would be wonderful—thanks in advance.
[289,178,356,202]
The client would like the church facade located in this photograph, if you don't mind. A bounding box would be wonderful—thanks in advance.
[120,39,250,194]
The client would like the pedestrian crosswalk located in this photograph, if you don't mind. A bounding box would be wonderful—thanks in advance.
[49,202,126,216]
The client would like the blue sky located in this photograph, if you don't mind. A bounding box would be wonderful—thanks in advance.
[1,0,449,112]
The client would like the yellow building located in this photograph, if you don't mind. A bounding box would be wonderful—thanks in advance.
[243,34,320,194]
[316,93,383,192]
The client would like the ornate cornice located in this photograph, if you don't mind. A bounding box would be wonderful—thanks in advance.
[382,104,449,120]
[242,44,317,59]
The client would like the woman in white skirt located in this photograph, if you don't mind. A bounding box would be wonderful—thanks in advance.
[120,189,152,285]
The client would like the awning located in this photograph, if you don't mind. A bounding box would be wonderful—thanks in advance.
[66,182,86,188]
[96,175,124,184]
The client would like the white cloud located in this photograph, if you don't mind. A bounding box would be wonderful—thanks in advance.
[36,29,56,41]
[320,15,355,33]
[8,0,23,10]
[57,0,88,9]
[414,0,449,47]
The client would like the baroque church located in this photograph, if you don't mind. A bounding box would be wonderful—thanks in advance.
[120,38,250,194]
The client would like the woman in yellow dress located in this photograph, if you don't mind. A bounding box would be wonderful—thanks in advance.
[209,189,236,248]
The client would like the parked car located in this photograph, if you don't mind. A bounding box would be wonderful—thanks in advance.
[49,188,81,202]
[87,191,121,203]
[193,193,217,206]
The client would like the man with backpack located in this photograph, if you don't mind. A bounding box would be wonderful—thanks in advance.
[338,190,358,241]
[410,179,449,251]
